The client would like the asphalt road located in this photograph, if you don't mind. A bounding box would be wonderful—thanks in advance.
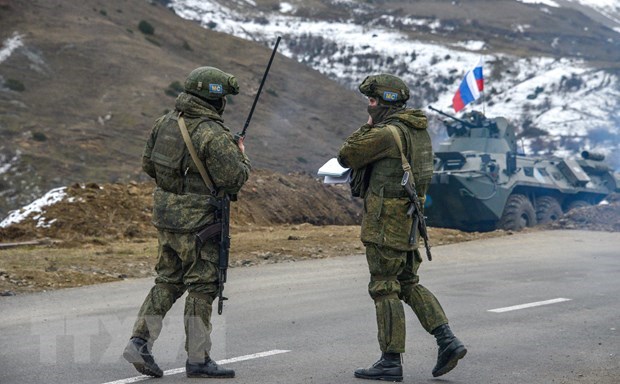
[1,230,618,384]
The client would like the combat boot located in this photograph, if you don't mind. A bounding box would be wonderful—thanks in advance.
[431,324,467,377]
[186,357,235,378]
[354,352,403,382]
[122,337,163,378]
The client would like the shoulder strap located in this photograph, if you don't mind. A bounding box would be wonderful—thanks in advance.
[386,125,412,174]
[177,113,217,196]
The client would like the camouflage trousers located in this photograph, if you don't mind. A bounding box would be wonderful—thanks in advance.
[131,230,220,362]
[365,243,448,353]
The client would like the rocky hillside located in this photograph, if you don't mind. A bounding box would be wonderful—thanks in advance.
[0,0,365,217]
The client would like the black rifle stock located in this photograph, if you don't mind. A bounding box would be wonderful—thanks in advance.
[401,171,432,261]
[235,36,281,141]
[194,195,231,315]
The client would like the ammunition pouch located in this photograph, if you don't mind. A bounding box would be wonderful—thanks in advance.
[183,173,214,195]
[368,157,409,198]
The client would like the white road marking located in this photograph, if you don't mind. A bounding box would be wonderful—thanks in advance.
[103,349,291,384]
[488,298,571,313]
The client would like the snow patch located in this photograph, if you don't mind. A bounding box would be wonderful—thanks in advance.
[0,187,67,228]
[0,32,23,64]
[452,41,487,51]
[517,0,560,7]
[0,151,21,175]
[280,2,294,13]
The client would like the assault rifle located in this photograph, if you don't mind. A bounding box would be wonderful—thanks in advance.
[195,37,281,315]
[401,171,432,261]
[195,195,231,315]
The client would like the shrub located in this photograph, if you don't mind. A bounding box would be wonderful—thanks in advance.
[164,81,184,97]
[5,79,25,92]
[138,20,154,35]
[32,132,47,142]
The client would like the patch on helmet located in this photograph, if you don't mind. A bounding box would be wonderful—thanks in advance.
[209,83,223,94]
[382,91,399,102]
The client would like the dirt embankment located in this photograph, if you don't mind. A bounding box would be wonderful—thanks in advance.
[0,169,362,245]
[547,194,620,232]
[1,171,619,296]
[0,169,363,295]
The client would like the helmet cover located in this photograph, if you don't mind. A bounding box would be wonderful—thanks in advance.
[359,74,410,105]
[184,66,239,100]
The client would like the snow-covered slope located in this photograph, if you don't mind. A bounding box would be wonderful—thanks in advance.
[169,0,620,168]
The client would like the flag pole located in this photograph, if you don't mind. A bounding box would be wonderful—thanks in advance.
[481,55,486,115]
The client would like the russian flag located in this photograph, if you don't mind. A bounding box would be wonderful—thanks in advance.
[452,58,484,112]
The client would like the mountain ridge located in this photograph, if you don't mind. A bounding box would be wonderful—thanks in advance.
[168,0,620,168]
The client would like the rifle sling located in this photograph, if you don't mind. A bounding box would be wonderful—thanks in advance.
[177,113,217,196]
[386,125,413,175]
[387,126,432,259]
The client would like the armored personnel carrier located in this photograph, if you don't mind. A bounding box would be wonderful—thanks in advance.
[425,107,619,231]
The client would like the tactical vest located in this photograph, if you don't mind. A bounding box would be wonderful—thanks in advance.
[150,113,213,196]
[368,122,433,198]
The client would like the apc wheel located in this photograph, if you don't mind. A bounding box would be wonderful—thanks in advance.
[565,200,590,212]
[498,194,537,231]
[535,196,563,224]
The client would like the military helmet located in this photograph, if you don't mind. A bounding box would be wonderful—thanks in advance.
[184,66,239,100]
[359,74,410,105]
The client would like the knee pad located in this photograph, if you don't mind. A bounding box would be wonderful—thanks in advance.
[369,275,401,302]
[155,282,186,300]
[373,292,400,302]
[187,290,216,304]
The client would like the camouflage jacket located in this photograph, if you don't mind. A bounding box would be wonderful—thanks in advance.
[143,92,251,232]
[338,109,433,250]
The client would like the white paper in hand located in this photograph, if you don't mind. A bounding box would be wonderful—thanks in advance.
[318,158,351,184]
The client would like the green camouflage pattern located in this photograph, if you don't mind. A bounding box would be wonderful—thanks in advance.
[184,66,239,100]
[143,92,251,232]
[151,188,217,232]
[133,85,250,362]
[132,231,220,360]
[339,106,446,354]
[338,109,433,250]
[366,245,448,352]
[359,74,410,105]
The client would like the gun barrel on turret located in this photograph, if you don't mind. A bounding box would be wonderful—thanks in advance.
[428,106,476,128]
[581,151,605,162]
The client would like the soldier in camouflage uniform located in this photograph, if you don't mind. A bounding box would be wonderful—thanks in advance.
[338,74,466,382]
[123,66,250,379]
